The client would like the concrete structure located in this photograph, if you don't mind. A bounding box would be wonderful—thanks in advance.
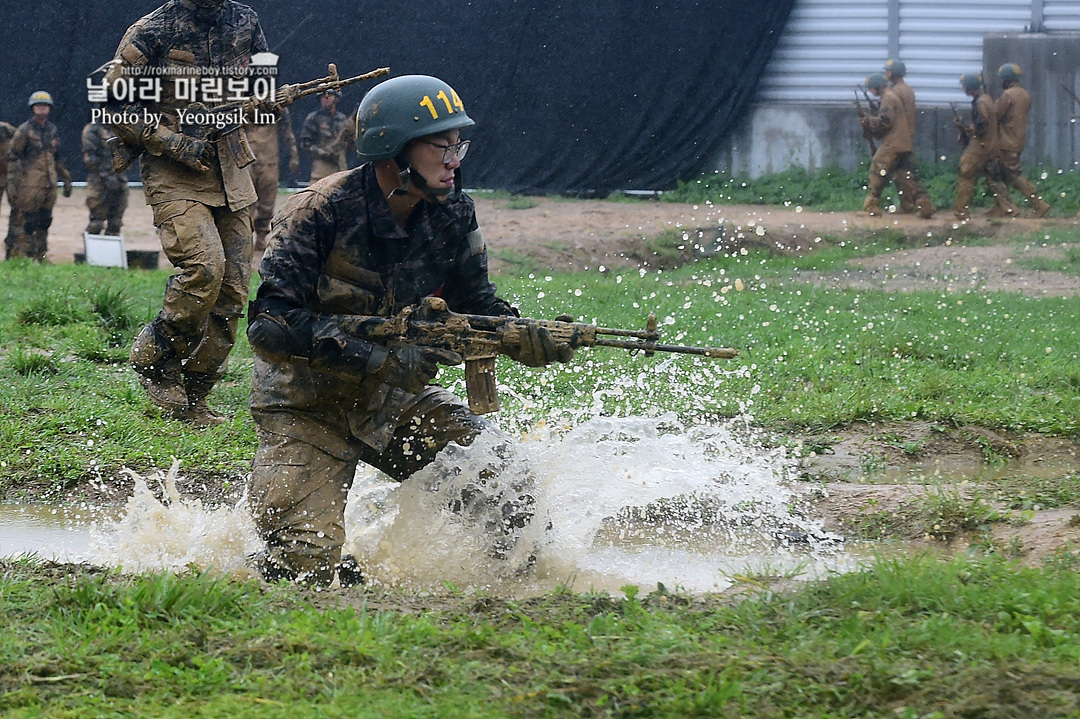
[719,0,1080,177]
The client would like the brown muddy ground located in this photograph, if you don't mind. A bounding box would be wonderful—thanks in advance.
[9,188,1080,567]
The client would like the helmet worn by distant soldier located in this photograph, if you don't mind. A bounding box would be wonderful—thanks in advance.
[355,75,475,163]
[998,63,1022,82]
[884,59,906,77]
[28,90,53,107]
[960,73,983,91]
[864,73,888,90]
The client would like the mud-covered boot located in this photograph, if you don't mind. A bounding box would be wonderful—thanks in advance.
[253,231,267,252]
[1032,198,1051,218]
[862,195,883,217]
[174,371,226,427]
[916,196,935,219]
[130,321,188,411]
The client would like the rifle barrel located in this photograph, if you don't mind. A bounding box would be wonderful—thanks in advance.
[593,337,737,358]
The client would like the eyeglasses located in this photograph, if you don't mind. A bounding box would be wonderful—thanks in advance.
[422,139,470,164]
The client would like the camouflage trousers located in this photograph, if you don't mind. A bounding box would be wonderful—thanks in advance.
[954,147,1013,217]
[248,160,280,240]
[148,199,252,378]
[997,150,1042,208]
[864,150,933,217]
[248,387,488,584]
[86,183,129,235]
[5,184,56,261]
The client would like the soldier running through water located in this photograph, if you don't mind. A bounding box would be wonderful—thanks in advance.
[81,119,130,235]
[5,91,73,261]
[858,74,934,218]
[246,75,576,585]
[104,0,266,426]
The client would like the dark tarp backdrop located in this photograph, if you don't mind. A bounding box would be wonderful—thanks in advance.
[1,0,796,194]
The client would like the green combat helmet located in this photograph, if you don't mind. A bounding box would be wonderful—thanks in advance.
[355,74,474,163]
[28,90,53,107]
[998,63,1022,82]
[884,59,906,77]
[960,73,983,91]
[864,74,888,90]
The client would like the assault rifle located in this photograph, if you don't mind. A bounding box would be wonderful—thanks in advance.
[949,102,971,148]
[109,63,389,172]
[853,89,878,155]
[338,296,738,415]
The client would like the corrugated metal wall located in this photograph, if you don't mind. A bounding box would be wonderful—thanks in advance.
[759,0,1080,106]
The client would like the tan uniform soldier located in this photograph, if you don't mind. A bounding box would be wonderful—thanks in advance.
[5,91,73,261]
[104,0,266,426]
[245,106,299,250]
[858,74,934,218]
[0,121,16,209]
[994,63,1050,218]
[299,90,355,182]
[883,60,920,214]
[953,73,1013,221]
[81,121,130,235]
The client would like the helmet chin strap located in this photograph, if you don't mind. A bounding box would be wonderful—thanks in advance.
[389,154,453,203]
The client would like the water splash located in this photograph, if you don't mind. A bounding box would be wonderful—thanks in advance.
[50,416,851,596]
[86,459,261,576]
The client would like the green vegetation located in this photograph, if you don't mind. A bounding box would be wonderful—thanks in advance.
[665,162,1080,216]
[3,230,1080,496]
[3,553,1080,717]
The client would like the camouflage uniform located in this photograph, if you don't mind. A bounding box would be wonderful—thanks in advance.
[105,0,265,421]
[888,78,920,213]
[81,122,130,235]
[954,92,1011,221]
[860,87,933,218]
[246,163,517,583]
[245,107,299,249]
[995,84,1049,217]
[0,121,16,210]
[299,105,354,182]
[5,118,72,261]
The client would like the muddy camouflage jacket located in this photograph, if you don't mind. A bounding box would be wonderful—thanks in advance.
[862,88,913,156]
[299,108,354,181]
[890,78,917,137]
[7,119,71,199]
[995,85,1031,154]
[965,93,999,157]
[106,0,265,209]
[248,163,514,453]
[0,121,15,179]
[81,123,129,192]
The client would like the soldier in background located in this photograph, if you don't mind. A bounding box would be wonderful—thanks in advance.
[5,91,72,261]
[104,0,266,426]
[245,107,300,251]
[0,120,16,210]
[81,120,130,235]
[299,89,354,182]
[994,63,1050,218]
[953,73,1013,221]
[858,74,934,218]
[883,59,921,214]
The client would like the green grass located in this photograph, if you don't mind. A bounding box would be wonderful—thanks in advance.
[3,553,1080,717]
[2,236,1079,495]
[665,162,1080,216]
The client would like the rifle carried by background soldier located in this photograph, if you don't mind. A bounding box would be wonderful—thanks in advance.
[335,296,738,414]
[949,101,971,148]
[109,63,390,172]
[854,88,878,154]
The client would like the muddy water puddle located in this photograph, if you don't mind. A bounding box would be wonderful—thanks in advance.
[8,415,1066,596]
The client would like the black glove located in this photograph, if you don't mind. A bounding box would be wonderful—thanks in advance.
[368,343,462,394]
[507,323,575,368]
[62,182,73,198]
